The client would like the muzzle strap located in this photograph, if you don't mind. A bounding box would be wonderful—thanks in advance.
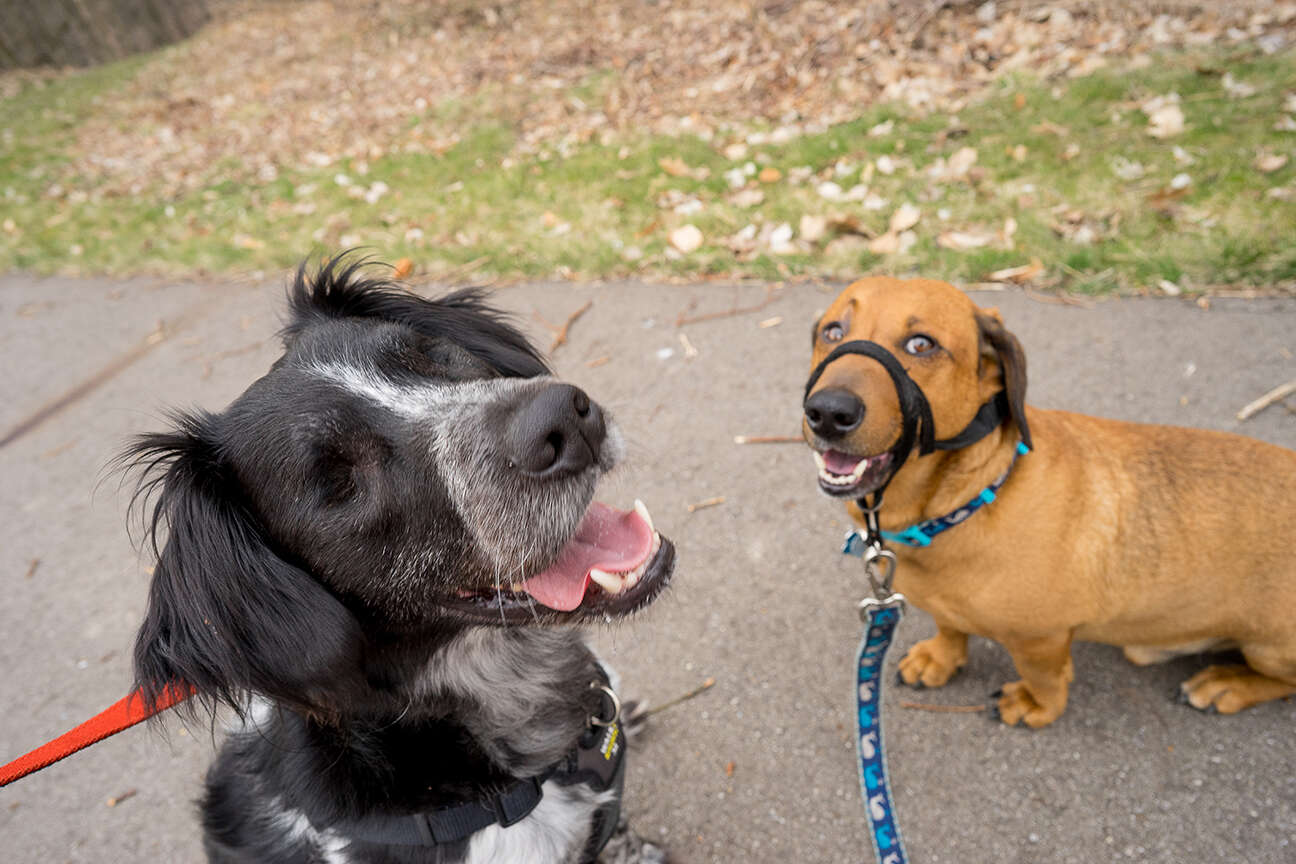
[804,340,936,464]
[931,389,1009,451]
[805,339,1011,468]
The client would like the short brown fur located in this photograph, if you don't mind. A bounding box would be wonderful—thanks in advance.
[805,277,1296,727]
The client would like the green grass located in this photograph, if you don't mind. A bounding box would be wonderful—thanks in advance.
[1,46,1294,291]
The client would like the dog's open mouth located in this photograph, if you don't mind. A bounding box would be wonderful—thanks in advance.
[813,448,895,498]
[448,500,674,622]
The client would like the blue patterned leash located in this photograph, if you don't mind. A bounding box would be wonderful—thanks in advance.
[849,495,909,864]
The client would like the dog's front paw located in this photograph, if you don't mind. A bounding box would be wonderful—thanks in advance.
[992,681,1063,728]
[598,816,668,864]
[897,635,966,688]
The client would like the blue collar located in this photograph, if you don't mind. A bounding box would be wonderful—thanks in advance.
[843,442,1030,551]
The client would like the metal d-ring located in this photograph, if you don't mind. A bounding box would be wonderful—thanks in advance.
[588,683,621,727]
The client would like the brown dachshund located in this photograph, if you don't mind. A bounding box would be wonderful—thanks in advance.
[803,276,1296,728]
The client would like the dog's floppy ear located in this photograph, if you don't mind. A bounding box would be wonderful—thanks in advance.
[975,309,1032,450]
[125,411,366,718]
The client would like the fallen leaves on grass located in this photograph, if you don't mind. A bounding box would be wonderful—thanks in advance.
[49,0,1296,201]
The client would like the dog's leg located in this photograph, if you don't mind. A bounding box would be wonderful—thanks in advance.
[597,816,667,864]
[1179,644,1296,713]
[897,623,968,688]
[994,632,1073,728]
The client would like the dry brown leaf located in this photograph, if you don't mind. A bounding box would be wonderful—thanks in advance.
[888,203,921,233]
[392,257,414,279]
[1255,152,1290,173]
[728,187,765,208]
[758,166,783,184]
[669,224,703,253]
[658,156,691,177]
[1031,120,1070,136]
[937,230,994,251]
[1142,95,1185,138]
[799,214,828,243]
[988,258,1045,284]
[868,232,901,255]
[826,212,871,237]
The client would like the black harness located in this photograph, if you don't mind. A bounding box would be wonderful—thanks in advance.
[332,671,626,860]
[804,339,1020,506]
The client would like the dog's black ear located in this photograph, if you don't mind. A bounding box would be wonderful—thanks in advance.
[124,412,365,718]
[975,310,1031,450]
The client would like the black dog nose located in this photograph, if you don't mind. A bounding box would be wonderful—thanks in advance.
[804,387,865,439]
[506,383,606,477]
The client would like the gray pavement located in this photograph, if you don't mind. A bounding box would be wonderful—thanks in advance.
[1,274,1293,863]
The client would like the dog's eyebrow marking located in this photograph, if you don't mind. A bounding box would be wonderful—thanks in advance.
[308,360,542,423]
[904,315,923,329]
[309,361,449,418]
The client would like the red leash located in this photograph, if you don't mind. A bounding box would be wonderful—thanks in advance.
[0,684,191,787]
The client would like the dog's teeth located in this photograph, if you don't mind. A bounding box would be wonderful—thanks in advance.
[812,451,827,471]
[633,499,654,532]
[589,567,626,595]
[851,457,872,480]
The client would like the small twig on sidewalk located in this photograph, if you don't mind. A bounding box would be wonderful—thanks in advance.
[536,300,594,352]
[898,701,987,714]
[1236,379,1296,422]
[106,789,138,807]
[676,286,775,327]
[555,300,594,352]
[733,434,802,445]
[687,496,725,513]
[638,677,716,720]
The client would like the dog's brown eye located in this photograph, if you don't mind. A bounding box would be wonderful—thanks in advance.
[904,334,937,355]
[822,322,845,343]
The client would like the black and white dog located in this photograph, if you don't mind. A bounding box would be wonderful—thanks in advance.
[125,259,675,863]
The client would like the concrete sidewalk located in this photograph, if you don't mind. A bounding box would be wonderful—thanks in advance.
[1,274,1293,863]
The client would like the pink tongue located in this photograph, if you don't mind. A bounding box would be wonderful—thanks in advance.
[519,502,654,611]
[824,449,862,475]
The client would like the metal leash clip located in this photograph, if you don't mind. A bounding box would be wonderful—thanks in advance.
[856,495,906,620]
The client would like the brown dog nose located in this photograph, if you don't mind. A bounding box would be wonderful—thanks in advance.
[804,387,864,439]
[505,383,606,477]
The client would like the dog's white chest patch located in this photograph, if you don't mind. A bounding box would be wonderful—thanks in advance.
[465,780,611,864]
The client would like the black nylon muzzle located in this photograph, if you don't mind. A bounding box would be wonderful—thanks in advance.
[805,340,937,467]
[804,339,1009,502]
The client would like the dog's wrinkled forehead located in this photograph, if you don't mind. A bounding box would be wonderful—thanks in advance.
[814,277,982,362]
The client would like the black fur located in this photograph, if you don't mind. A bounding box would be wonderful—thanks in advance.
[121,257,669,863]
